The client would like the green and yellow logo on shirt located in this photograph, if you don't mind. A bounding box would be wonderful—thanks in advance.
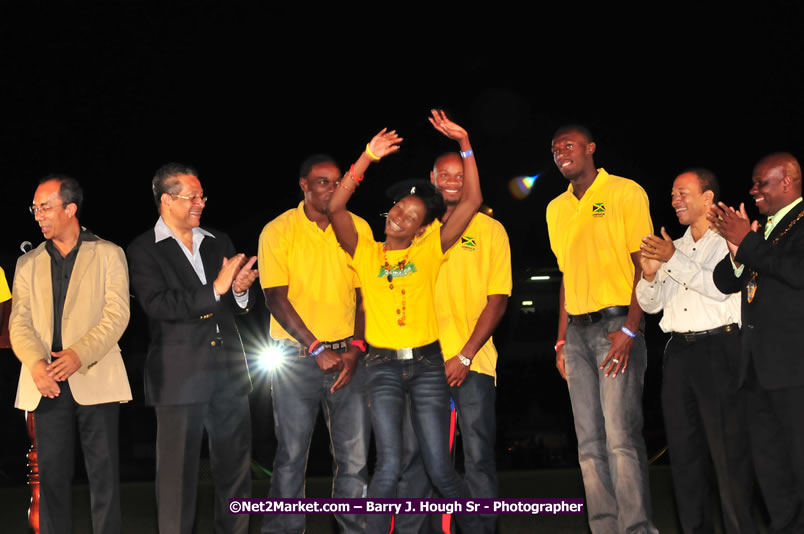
[461,235,476,250]
[378,263,417,279]
[592,202,606,217]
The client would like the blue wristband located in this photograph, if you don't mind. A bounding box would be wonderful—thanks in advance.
[460,148,473,159]
[310,344,326,357]
[620,326,636,338]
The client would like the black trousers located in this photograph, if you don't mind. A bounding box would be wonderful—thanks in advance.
[662,330,757,534]
[34,380,121,534]
[745,358,804,534]
[154,393,251,534]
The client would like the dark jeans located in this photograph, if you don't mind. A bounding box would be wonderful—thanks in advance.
[35,380,121,534]
[365,348,480,533]
[564,315,658,534]
[262,353,370,534]
[395,371,498,534]
[662,331,757,534]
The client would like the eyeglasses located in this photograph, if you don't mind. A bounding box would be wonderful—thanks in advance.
[171,193,208,204]
[29,203,65,216]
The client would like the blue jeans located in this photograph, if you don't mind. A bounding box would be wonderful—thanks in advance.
[564,315,658,534]
[262,352,370,534]
[364,348,480,533]
[396,371,498,534]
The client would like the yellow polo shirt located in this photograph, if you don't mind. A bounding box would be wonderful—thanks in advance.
[258,201,371,341]
[353,227,445,349]
[546,168,652,315]
[435,213,511,382]
[0,267,10,302]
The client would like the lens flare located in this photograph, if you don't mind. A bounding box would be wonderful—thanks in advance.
[509,174,540,199]
[257,345,285,372]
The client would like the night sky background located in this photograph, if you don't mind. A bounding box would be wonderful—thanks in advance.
[1,2,804,487]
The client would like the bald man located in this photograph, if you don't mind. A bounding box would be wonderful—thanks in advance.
[711,153,804,533]
[395,152,511,534]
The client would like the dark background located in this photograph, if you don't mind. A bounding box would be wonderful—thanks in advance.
[1,3,803,487]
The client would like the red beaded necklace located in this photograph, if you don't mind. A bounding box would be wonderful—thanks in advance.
[382,242,409,327]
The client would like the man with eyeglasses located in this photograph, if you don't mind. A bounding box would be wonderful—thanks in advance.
[127,163,258,534]
[11,175,131,534]
[257,154,371,534]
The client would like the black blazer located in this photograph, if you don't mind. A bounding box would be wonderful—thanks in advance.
[713,200,804,390]
[127,226,254,405]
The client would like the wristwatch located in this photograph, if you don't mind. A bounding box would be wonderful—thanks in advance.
[457,353,471,367]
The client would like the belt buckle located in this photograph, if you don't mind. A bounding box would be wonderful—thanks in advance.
[680,332,696,343]
[397,348,414,360]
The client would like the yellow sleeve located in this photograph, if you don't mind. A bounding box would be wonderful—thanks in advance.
[487,221,513,296]
[623,181,653,253]
[0,267,10,302]
[349,214,375,289]
[258,216,290,289]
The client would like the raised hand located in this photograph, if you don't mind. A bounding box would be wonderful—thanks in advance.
[429,109,468,143]
[232,256,258,294]
[639,251,662,282]
[708,202,752,248]
[214,254,247,296]
[367,128,403,160]
[640,227,676,263]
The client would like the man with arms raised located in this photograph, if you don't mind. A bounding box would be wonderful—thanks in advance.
[12,176,131,534]
[128,163,258,534]
[395,152,511,534]
[546,125,657,533]
[638,169,755,533]
[258,155,371,534]
[711,153,804,533]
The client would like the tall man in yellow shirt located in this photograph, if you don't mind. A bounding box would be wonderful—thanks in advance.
[546,126,658,534]
[258,154,371,534]
[395,152,511,534]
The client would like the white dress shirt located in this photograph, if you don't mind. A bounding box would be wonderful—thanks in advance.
[636,227,740,333]
[154,216,249,308]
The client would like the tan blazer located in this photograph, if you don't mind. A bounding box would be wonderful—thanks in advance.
[11,238,132,411]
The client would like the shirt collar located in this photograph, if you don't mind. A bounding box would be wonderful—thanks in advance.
[154,216,214,243]
[295,200,333,235]
[567,168,610,198]
[45,227,98,258]
[767,197,803,227]
[680,225,716,244]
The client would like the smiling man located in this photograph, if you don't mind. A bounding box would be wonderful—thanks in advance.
[257,154,371,534]
[395,152,511,534]
[11,175,131,534]
[127,163,258,534]
[711,153,804,533]
[546,125,657,534]
[637,170,756,534]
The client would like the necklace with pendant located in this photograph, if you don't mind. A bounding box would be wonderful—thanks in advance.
[383,243,409,327]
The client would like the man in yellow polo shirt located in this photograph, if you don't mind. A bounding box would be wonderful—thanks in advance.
[257,154,371,534]
[395,153,511,534]
[546,125,658,534]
